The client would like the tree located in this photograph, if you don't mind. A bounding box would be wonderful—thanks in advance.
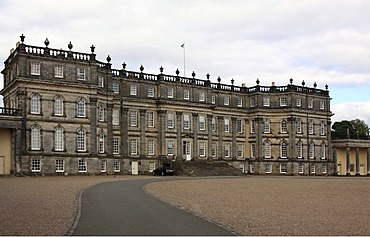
[331,119,369,139]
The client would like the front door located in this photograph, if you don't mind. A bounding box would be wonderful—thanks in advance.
[183,141,191,161]
[131,161,138,175]
[360,164,365,175]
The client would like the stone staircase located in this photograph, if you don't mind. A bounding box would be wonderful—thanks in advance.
[171,160,245,176]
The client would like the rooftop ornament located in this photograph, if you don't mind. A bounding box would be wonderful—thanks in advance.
[176,68,180,76]
[290,78,293,85]
[68,42,73,50]
[256,78,260,85]
[106,55,111,63]
[231,78,234,85]
[20,34,25,43]
[122,62,126,70]
[140,65,144,72]
[325,84,328,90]
[206,73,210,80]
[90,45,95,53]
[159,66,164,74]
[313,82,317,88]
[44,38,49,47]
[301,80,305,87]
[192,71,196,78]
[217,76,221,83]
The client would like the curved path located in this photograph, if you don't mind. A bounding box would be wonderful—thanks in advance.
[71,178,235,236]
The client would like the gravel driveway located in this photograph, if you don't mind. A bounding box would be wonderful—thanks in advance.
[1,175,369,236]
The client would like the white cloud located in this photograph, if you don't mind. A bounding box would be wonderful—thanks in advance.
[331,101,370,125]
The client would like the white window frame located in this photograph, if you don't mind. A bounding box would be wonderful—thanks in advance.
[130,139,137,155]
[251,120,255,134]
[98,76,104,87]
[320,101,325,110]
[183,114,190,130]
[264,119,270,133]
[211,143,217,158]
[167,112,175,129]
[280,163,287,173]
[320,121,325,135]
[54,65,63,78]
[130,84,137,95]
[310,164,316,174]
[224,118,230,133]
[31,126,41,150]
[211,117,217,132]
[237,144,244,159]
[308,99,314,108]
[263,97,270,107]
[280,141,288,158]
[167,140,174,156]
[296,98,302,107]
[77,99,86,117]
[55,159,64,172]
[31,62,40,75]
[297,142,303,159]
[30,94,40,114]
[55,127,64,151]
[199,91,205,102]
[149,162,156,172]
[296,119,302,134]
[98,133,105,154]
[263,142,271,159]
[265,163,272,173]
[31,159,41,172]
[167,88,174,98]
[98,105,105,122]
[147,86,154,97]
[147,111,155,128]
[211,95,216,104]
[280,97,287,106]
[237,119,243,133]
[298,163,304,174]
[199,142,206,157]
[320,144,326,159]
[199,115,206,131]
[77,129,86,152]
[77,68,86,80]
[309,143,315,159]
[224,96,230,106]
[113,137,120,154]
[78,159,87,173]
[224,144,231,158]
[112,81,119,94]
[183,89,190,100]
[237,97,243,107]
[148,139,155,156]
[251,144,256,158]
[101,161,107,173]
[281,120,287,133]
[130,111,138,127]
[112,109,120,125]
[322,164,327,174]
[54,97,63,116]
[114,160,120,172]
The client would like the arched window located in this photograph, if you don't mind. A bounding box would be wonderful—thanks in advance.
[55,127,64,151]
[77,128,86,152]
[77,99,86,117]
[281,119,287,133]
[280,141,288,158]
[309,142,315,159]
[320,121,325,135]
[264,119,270,133]
[30,94,40,114]
[297,142,303,158]
[54,96,64,116]
[263,141,271,159]
[320,143,326,159]
[31,125,41,150]
[296,119,302,134]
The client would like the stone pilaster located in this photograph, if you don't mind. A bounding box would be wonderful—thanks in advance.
[255,116,264,161]
[176,112,183,160]
[107,103,113,156]
[90,97,97,155]
[207,115,213,160]
[139,109,146,159]
[121,107,129,158]
[157,110,166,159]
[217,116,224,160]
[231,117,237,160]
[367,148,370,176]
[192,113,198,160]
[288,117,296,160]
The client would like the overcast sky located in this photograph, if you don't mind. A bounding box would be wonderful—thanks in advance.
[1,0,369,124]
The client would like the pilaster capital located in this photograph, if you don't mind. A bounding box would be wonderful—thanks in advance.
[90,97,97,106]
[139,109,146,115]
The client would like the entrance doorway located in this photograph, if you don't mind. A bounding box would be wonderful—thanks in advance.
[131,161,138,175]
[360,164,365,175]
[183,141,191,161]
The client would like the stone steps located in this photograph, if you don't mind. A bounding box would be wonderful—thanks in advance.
[172,160,244,176]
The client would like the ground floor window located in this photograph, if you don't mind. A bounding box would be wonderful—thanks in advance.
[55,159,64,172]
[101,161,106,172]
[298,163,304,174]
[239,164,244,172]
[310,164,315,174]
[265,163,272,173]
[78,159,87,172]
[280,163,287,173]
[149,162,156,172]
[114,160,120,172]
[199,142,206,157]
[322,164,327,174]
[31,159,41,172]
[250,164,254,173]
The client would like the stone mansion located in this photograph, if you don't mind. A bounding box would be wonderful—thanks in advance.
[0,35,334,175]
